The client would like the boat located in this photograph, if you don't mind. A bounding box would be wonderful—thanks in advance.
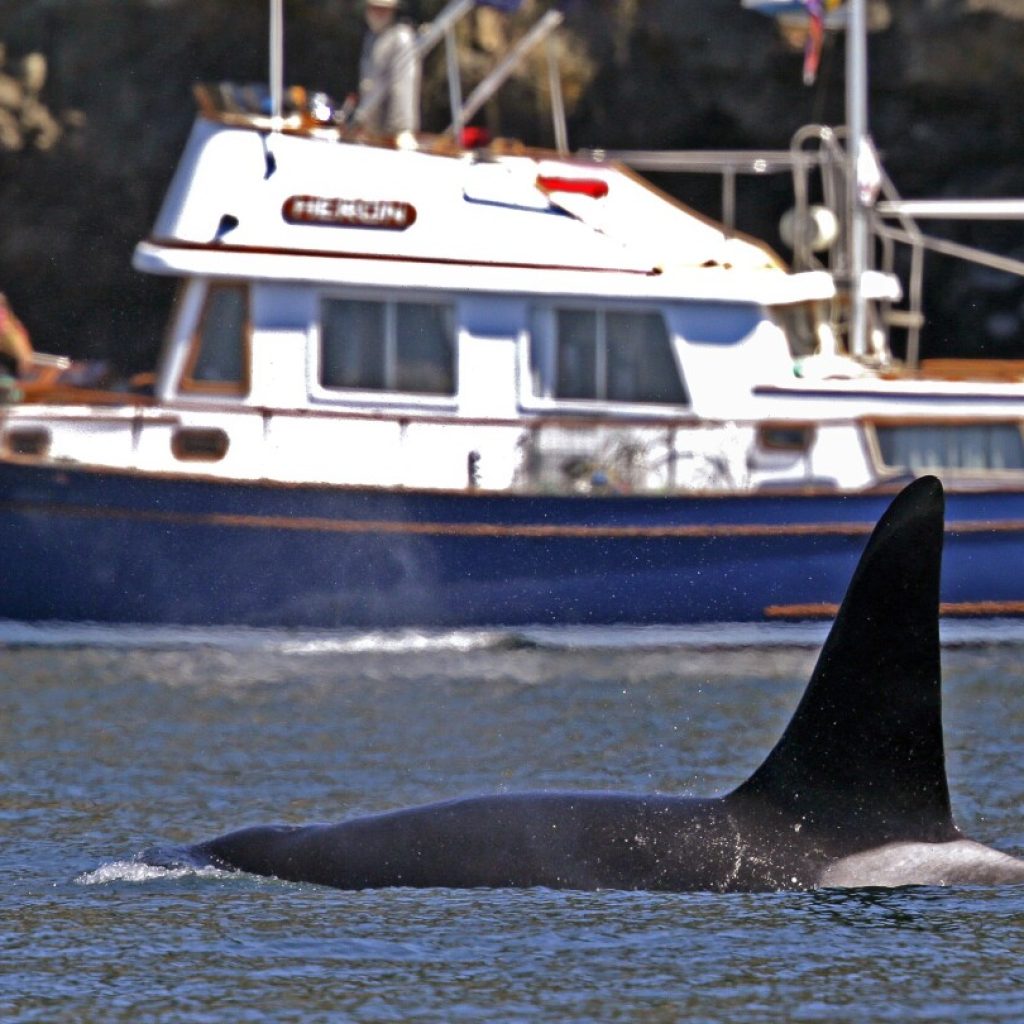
[3,0,1024,629]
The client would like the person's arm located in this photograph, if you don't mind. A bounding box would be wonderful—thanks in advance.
[0,303,34,374]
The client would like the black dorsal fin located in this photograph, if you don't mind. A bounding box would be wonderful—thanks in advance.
[732,476,960,848]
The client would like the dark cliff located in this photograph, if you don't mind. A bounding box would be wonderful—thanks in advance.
[1,0,1023,371]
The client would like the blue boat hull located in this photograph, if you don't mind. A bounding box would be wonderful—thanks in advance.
[1,461,1022,627]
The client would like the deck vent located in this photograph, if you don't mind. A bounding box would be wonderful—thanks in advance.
[171,427,230,462]
[3,427,51,458]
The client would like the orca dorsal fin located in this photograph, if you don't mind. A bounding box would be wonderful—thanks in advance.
[732,476,960,848]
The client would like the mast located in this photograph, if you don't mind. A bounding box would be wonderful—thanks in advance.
[845,0,870,357]
[269,0,284,123]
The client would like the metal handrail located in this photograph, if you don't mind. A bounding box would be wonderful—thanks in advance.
[446,9,566,142]
[605,126,1024,371]
[598,145,819,234]
[356,1,568,148]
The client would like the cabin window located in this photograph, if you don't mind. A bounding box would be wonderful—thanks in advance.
[181,284,249,394]
[872,422,1024,472]
[531,308,688,405]
[320,298,456,396]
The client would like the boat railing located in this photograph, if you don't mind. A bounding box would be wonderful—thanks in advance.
[873,196,1024,368]
[354,0,568,151]
[355,0,475,136]
[606,127,1024,371]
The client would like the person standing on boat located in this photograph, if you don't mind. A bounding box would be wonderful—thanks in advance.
[356,0,420,147]
[0,292,33,377]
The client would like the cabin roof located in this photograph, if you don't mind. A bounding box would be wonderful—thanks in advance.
[135,116,833,305]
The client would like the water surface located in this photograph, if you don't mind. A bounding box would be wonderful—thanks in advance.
[2,625,1022,1022]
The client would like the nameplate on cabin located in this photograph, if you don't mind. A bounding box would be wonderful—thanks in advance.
[282,195,417,230]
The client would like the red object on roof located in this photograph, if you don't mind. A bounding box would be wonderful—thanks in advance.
[536,175,610,200]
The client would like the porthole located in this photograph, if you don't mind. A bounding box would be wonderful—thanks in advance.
[171,427,230,462]
[3,427,51,458]
[758,424,814,453]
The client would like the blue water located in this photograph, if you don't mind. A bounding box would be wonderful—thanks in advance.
[2,624,1023,1022]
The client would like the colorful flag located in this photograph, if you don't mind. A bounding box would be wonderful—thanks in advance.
[803,0,825,85]
[741,0,841,15]
[742,0,845,86]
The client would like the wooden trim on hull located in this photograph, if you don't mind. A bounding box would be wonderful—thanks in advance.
[0,497,877,539]
[766,601,1024,619]
[5,494,1024,542]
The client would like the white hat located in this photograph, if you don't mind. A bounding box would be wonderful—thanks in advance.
[365,0,400,8]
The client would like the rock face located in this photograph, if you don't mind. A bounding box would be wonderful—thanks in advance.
[1,0,1023,370]
[0,46,64,152]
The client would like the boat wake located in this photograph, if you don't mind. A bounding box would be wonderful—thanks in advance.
[75,855,230,887]
[275,629,527,655]
[0,619,835,653]
[4,618,1023,654]
[0,620,521,654]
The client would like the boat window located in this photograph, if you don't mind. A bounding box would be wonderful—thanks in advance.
[3,427,51,458]
[759,424,815,453]
[181,284,249,394]
[171,427,230,462]
[533,308,687,405]
[320,298,456,396]
[872,422,1024,472]
[554,311,598,399]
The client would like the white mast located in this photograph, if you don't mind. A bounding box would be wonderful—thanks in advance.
[845,0,870,356]
[269,0,284,123]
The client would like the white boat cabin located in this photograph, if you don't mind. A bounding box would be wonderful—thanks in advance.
[6,94,1024,497]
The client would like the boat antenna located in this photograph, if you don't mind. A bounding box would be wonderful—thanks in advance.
[269,0,284,125]
[845,0,871,357]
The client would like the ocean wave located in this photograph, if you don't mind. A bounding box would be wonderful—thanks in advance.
[0,620,518,654]
[75,859,229,886]
[275,629,523,655]
[4,618,1024,654]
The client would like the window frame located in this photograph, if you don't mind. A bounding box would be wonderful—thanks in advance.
[865,418,1024,478]
[178,282,251,397]
[523,302,690,415]
[312,290,459,409]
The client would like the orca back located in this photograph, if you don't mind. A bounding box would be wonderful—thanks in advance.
[732,476,959,850]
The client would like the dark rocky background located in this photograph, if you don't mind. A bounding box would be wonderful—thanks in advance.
[1,0,1023,373]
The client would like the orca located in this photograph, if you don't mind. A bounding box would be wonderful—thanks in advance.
[170,476,1024,891]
